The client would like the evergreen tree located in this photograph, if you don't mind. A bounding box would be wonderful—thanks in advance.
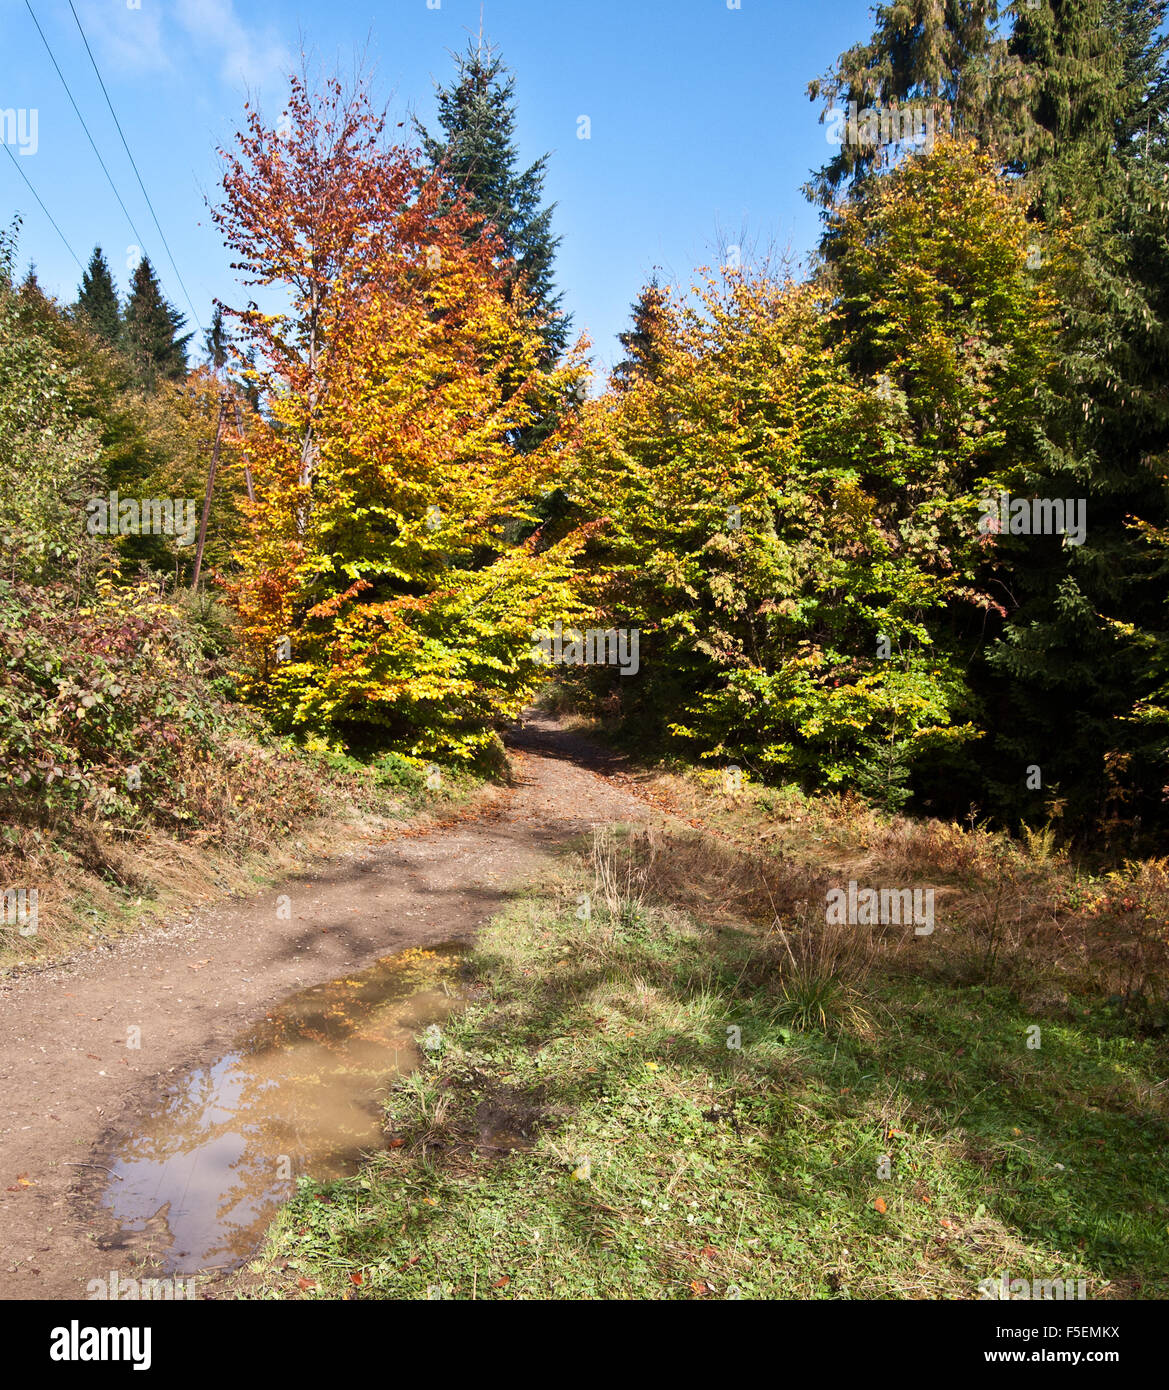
[205,303,231,373]
[76,246,120,344]
[805,0,1006,207]
[809,0,1169,840]
[123,256,191,389]
[986,0,1169,839]
[613,277,668,390]
[416,38,569,362]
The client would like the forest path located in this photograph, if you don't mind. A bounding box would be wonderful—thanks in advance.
[0,714,650,1300]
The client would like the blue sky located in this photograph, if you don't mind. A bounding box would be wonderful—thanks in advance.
[1,0,874,378]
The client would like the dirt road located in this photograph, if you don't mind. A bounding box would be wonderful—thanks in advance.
[0,716,649,1300]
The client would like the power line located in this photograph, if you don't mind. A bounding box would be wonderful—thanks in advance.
[65,0,205,335]
[2,143,84,272]
[23,1,151,260]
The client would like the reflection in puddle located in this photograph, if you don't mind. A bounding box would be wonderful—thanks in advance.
[98,945,461,1275]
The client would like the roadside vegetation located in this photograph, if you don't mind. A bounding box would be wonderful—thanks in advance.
[253,765,1169,1300]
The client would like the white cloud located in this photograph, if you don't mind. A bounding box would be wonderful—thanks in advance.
[77,0,290,95]
[75,0,170,75]
[174,0,291,93]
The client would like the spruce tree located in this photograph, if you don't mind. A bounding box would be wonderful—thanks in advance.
[805,0,1006,207]
[809,0,1169,838]
[76,246,120,344]
[613,277,668,390]
[416,38,569,362]
[205,303,231,373]
[987,0,1169,839]
[123,256,191,389]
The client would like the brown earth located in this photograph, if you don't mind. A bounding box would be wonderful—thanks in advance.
[0,715,651,1300]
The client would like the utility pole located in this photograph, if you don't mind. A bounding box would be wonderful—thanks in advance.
[191,393,228,590]
[234,398,255,503]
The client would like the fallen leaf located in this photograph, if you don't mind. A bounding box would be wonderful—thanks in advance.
[492,1276,510,1288]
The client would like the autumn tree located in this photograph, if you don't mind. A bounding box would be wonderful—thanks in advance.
[807,0,1169,836]
[218,71,589,759]
[573,141,1057,810]
[214,71,445,495]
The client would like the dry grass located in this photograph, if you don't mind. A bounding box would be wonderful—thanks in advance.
[601,769,1169,1030]
[0,803,400,972]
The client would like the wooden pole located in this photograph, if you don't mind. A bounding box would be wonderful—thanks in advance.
[191,394,227,590]
[233,398,255,503]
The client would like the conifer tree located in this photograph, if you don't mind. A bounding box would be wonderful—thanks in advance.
[123,256,191,389]
[416,38,569,362]
[613,277,668,390]
[205,303,231,373]
[986,0,1169,837]
[805,0,1006,206]
[76,246,120,344]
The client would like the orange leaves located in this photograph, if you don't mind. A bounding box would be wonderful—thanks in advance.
[306,579,373,624]
[217,69,593,755]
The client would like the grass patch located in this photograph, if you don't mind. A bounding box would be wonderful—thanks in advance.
[250,814,1169,1301]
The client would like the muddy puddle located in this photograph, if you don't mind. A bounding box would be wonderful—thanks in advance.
[92,944,462,1277]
